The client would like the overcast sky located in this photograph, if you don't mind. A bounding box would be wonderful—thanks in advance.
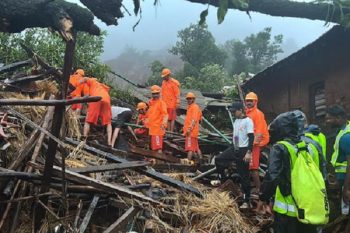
[68,0,332,61]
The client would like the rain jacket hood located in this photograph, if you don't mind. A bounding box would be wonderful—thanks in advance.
[269,110,305,144]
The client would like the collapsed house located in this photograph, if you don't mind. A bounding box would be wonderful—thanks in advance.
[243,25,350,126]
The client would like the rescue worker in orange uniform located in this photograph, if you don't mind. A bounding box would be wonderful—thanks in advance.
[245,92,270,194]
[134,102,148,136]
[73,77,112,144]
[69,69,87,115]
[160,68,180,132]
[183,92,203,161]
[145,85,168,153]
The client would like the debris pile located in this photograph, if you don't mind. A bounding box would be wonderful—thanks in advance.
[0,45,347,233]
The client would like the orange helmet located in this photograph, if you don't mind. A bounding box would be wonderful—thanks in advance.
[245,92,258,101]
[136,102,147,110]
[186,92,196,99]
[161,68,171,78]
[150,85,161,93]
[75,69,85,76]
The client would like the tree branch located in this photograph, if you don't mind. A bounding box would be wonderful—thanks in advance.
[185,0,348,24]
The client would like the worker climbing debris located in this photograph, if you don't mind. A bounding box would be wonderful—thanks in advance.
[215,102,254,208]
[145,85,168,153]
[160,68,180,132]
[69,76,112,144]
[68,68,87,115]
[183,92,202,161]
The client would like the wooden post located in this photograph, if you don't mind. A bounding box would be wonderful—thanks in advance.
[35,35,76,232]
[78,195,100,233]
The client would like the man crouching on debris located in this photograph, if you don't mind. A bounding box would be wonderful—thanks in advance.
[145,85,168,153]
[183,92,203,161]
[134,102,149,136]
[258,110,329,233]
[215,102,254,209]
[72,77,112,144]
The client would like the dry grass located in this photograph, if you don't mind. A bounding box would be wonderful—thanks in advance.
[65,108,82,139]
[142,173,255,233]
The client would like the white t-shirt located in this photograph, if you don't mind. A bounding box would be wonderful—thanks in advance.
[233,117,254,148]
[111,106,131,119]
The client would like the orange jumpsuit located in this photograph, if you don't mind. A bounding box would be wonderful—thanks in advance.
[75,78,111,126]
[134,113,148,136]
[246,101,269,170]
[145,98,168,150]
[69,74,86,110]
[161,78,180,120]
[183,103,202,152]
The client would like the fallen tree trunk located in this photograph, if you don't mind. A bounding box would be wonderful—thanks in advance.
[0,0,100,35]
[185,0,348,24]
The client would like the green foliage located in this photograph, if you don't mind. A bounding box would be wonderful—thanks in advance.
[224,27,283,74]
[109,86,138,106]
[0,29,109,81]
[180,64,230,92]
[170,24,226,70]
[146,60,165,86]
[314,0,350,26]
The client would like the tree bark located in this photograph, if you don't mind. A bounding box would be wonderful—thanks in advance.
[185,0,348,24]
[0,0,100,35]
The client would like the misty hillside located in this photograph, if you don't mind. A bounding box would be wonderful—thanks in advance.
[105,47,183,85]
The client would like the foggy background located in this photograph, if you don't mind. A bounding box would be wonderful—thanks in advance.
[68,0,332,83]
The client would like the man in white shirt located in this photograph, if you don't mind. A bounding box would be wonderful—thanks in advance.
[110,106,133,148]
[215,102,254,208]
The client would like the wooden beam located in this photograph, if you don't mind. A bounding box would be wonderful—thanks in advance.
[129,144,180,163]
[103,207,139,233]
[0,96,101,106]
[0,59,32,74]
[0,170,42,181]
[78,195,100,233]
[65,138,203,197]
[36,34,76,232]
[30,162,160,205]
[69,161,149,174]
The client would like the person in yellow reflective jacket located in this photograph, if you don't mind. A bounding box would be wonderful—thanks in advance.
[326,105,350,215]
[257,110,324,233]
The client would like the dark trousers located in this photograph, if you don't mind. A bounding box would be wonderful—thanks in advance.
[274,213,317,233]
[215,146,251,201]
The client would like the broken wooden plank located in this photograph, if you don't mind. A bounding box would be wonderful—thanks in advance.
[0,59,32,74]
[192,167,217,181]
[30,162,160,205]
[69,161,149,174]
[103,206,139,233]
[129,144,180,163]
[0,170,42,181]
[4,71,53,85]
[65,138,203,197]
[78,195,100,233]
[0,96,101,106]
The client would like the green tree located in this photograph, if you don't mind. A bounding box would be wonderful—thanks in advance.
[0,29,110,81]
[225,27,283,74]
[146,60,165,86]
[181,64,230,92]
[170,24,226,71]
